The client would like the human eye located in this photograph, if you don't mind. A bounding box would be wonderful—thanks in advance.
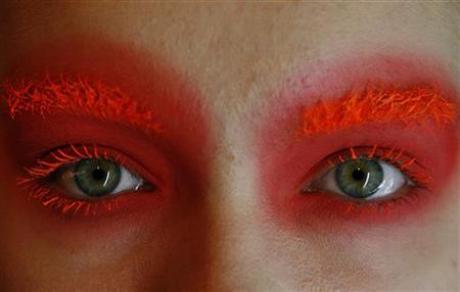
[19,144,157,217]
[257,78,458,226]
[55,158,152,200]
[2,72,207,220]
[301,146,425,203]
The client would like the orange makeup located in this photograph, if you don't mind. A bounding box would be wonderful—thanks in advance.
[0,36,211,221]
[299,85,456,137]
[3,76,162,135]
[257,53,458,229]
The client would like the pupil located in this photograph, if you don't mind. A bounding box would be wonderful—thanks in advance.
[74,159,122,197]
[92,168,107,181]
[335,158,384,199]
[352,168,366,181]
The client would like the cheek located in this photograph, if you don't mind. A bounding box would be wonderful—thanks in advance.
[0,167,212,290]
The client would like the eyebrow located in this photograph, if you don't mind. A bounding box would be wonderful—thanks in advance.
[299,84,457,137]
[1,76,163,134]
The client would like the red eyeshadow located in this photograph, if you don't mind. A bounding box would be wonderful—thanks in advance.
[1,35,208,151]
[256,52,459,230]
[0,35,211,219]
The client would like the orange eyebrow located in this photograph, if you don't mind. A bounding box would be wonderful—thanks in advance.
[1,76,162,134]
[300,85,457,136]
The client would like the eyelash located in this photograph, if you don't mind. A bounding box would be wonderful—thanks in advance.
[298,145,432,222]
[319,145,430,187]
[17,144,152,217]
[17,142,434,222]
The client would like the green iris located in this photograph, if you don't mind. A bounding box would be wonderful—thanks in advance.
[74,159,121,197]
[335,158,384,199]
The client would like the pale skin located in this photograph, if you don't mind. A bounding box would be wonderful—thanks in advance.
[0,2,459,291]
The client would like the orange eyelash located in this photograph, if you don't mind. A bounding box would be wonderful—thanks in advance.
[18,144,118,184]
[329,146,432,188]
[18,144,135,217]
[300,85,457,137]
[297,145,434,224]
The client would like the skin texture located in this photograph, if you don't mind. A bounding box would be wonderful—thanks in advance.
[0,2,459,291]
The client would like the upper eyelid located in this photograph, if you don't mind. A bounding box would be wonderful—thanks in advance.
[19,144,161,189]
[299,146,431,193]
[24,144,117,179]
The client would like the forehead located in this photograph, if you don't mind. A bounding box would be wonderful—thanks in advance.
[0,3,458,112]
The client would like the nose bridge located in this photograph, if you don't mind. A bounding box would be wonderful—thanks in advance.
[198,120,281,291]
[178,75,284,290]
[203,161,263,290]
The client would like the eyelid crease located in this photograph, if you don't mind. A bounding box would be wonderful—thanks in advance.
[299,84,457,137]
[1,75,163,135]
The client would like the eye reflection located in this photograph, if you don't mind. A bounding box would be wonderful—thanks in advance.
[53,158,153,200]
[302,147,417,202]
[335,158,385,199]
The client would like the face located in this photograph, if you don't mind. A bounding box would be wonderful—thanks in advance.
[0,2,458,291]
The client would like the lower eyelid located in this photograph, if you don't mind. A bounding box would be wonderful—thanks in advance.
[16,144,162,217]
[19,178,159,218]
[281,145,440,225]
[294,187,427,225]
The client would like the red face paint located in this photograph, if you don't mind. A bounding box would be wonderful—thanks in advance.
[16,144,168,217]
[0,36,214,288]
[257,53,459,230]
[0,36,211,222]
